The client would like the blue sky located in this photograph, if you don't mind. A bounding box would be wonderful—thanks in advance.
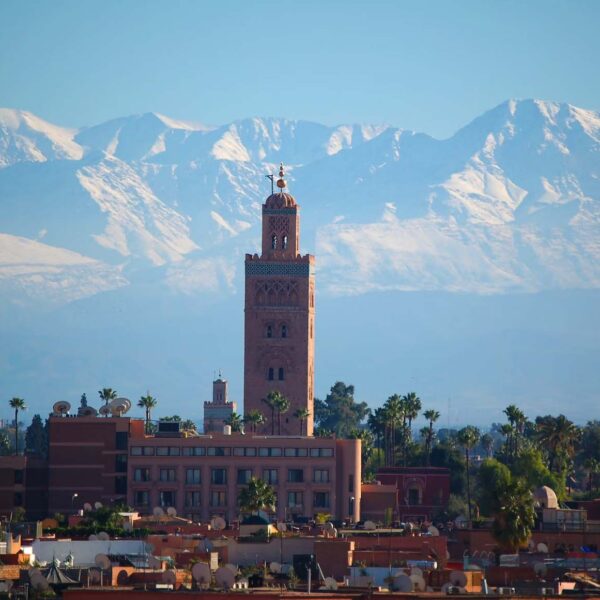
[1,0,599,137]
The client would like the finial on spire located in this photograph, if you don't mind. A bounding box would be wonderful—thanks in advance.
[276,162,286,190]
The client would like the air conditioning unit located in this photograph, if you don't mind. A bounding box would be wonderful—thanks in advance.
[446,586,462,595]
[498,587,516,596]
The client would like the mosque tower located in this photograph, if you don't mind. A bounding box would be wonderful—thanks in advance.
[243,165,315,436]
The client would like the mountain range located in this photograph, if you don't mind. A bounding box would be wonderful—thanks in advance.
[0,100,599,423]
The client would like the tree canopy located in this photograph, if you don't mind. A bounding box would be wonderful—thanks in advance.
[314,382,370,438]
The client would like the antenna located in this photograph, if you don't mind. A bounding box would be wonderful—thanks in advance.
[265,173,274,195]
[53,401,71,417]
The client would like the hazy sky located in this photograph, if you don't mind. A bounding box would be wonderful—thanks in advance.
[1,0,599,137]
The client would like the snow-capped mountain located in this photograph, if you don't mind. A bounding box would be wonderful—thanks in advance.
[0,99,599,302]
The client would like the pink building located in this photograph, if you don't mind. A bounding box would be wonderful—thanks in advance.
[127,427,361,523]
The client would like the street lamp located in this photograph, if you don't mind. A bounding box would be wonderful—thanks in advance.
[71,493,78,510]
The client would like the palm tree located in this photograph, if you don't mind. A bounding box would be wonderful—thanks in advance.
[504,405,526,459]
[423,409,440,465]
[457,425,480,524]
[584,458,600,493]
[536,414,580,473]
[238,477,276,515]
[243,410,265,434]
[9,397,26,455]
[262,392,280,435]
[383,395,403,466]
[225,412,243,432]
[181,419,197,432]
[492,479,535,552]
[404,392,422,432]
[294,408,311,436]
[273,395,290,435]
[350,428,375,472]
[480,433,494,458]
[98,388,117,415]
[367,408,387,467]
[137,394,157,434]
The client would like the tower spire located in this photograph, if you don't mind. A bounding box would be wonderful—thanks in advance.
[276,162,286,190]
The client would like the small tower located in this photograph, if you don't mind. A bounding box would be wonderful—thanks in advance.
[203,374,237,433]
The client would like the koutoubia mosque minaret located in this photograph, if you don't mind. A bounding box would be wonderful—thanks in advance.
[243,164,315,436]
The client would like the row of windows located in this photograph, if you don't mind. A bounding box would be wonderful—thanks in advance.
[131,446,334,458]
[133,467,330,485]
[133,489,330,509]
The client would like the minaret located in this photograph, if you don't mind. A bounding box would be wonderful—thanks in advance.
[243,165,315,436]
[203,373,236,433]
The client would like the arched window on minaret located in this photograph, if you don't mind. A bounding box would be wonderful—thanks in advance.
[268,367,274,381]
[281,324,287,338]
[266,325,273,338]
[278,367,285,381]
[271,234,277,250]
[282,235,288,250]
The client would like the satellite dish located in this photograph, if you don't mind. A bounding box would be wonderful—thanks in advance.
[215,566,235,590]
[270,561,281,574]
[450,571,467,587]
[32,578,49,592]
[53,401,71,416]
[211,516,226,530]
[83,502,93,511]
[192,562,211,585]
[88,534,98,541]
[162,570,177,585]
[153,506,165,517]
[99,405,111,417]
[534,562,547,576]
[411,567,423,578]
[167,507,177,517]
[94,501,103,509]
[441,583,452,594]
[537,542,549,554]
[276,522,287,532]
[148,556,161,569]
[79,406,98,417]
[97,531,110,541]
[110,397,131,416]
[88,569,101,584]
[364,520,376,530]
[28,569,43,583]
[95,554,111,570]
[411,574,426,592]
[428,525,440,536]
[323,577,338,590]
[324,521,334,532]
[392,574,413,592]
[224,563,238,575]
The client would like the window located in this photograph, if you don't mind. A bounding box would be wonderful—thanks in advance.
[311,448,334,458]
[116,432,128,450]
[348,474,354,493]
[211,468,227,485]
[143,447,155,456]
[134,468,150,482]
[115,454,127,473]
[134,490,149,506]
[314,469,329,483]
[266,325,273,338]
[183,447,206,456]
[282,235,288,249]
[186,469,201,484]
[157,447,180,456]
[288,469,303,483]
[284,448,297,457]
[14,492,23,506]
[160,468,176,482]
[278,367,285,381]
[281,324,287,338]
[210,491,227,507]
[259,447,282,457]
[268,368,274,381]
[237,469,252,484]
[263,469,278,484]
[159,490,176,508]
[169,447,181,456]
[14,470,24,484]
[271,234,277,250]
[297,448,307,457]
[115,476,127,494]
[313,492,330,508]
[207,447,230,456]
[287,491,303,508]
[408,488,421,506]
[131,447,142,456]
[245,447,257,457]
[185,491,201,507]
